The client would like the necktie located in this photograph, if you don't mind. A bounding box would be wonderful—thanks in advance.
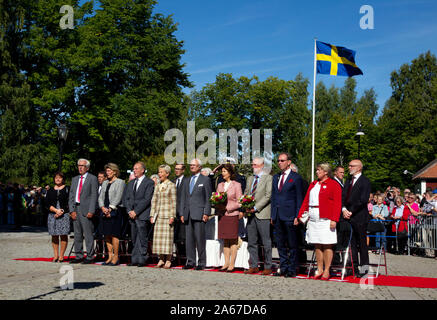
[133,178,138,194]
[251,175,259,194]
[176,178,181,189]
[279,172,286,192]
[189,175,197,194]
[345,176,355,203]
[78,175,84,202]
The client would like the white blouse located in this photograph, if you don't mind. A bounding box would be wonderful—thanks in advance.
[224,181,231,192]
[309,182,321,206]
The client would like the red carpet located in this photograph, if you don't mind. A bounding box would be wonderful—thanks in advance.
[13,257,437,289]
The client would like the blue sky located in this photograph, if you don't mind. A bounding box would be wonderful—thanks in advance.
[152,0,437,116]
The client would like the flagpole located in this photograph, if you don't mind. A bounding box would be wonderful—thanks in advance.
[311,38,317,182]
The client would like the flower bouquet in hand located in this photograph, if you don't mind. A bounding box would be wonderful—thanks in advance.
[210,192,227,216]
[239,194,256,216]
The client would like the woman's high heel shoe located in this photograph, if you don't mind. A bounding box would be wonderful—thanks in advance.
[163,261,172,269]
[313,271,323,280]
[52,258,59,263]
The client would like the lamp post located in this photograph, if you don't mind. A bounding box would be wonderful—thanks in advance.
[356,121,365,159]
[57,123,68,171]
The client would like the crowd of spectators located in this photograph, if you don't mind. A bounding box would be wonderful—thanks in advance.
[366,186,437,257]
[0,182,51,229]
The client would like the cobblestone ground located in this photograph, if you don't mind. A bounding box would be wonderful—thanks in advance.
[1,225,436,300]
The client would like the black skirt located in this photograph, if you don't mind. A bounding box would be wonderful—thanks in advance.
[100,209,122,238]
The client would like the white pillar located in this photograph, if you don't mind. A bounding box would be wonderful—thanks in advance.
[421,180,426,195]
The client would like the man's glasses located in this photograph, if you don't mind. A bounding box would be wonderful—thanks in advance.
[277,159,287,162]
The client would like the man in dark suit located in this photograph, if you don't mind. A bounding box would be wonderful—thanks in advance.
[69,158,98,264]
[271,153,303,277]
[173,163,190,260]
[342,159,371,278]
[180,158,212,270]
[333,166,345,188]
[94,171,107,260]
[332,165,348,266]
[124,161,155,267]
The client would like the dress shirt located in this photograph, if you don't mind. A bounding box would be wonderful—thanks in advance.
[75,172,88,203]
[342,172,362,212]
[250,171,264,212]
[134,175,145,192]
[334,176,344,188]
[175,175,184,189]
[278,169,291,189]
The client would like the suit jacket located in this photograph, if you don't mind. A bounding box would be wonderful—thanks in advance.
[124,176,155,221]
[216,180,242,216]
[244,173,272,220]
[342,174,371,224]
[271,171,303,222]
[98,178,125,210]
[151,180,177,220]
[69,173,98,216]
[180,173,212,221]
[174,175,191,218]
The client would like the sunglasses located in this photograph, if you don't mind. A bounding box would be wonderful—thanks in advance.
[277,159,288,162]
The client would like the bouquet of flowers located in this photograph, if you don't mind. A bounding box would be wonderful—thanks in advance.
[239,194,256,216]
[210,192,227,216]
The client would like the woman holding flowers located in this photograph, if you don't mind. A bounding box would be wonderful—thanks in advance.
[215,164,243,272]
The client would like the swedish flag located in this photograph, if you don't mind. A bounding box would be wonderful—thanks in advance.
[316,41,363,77]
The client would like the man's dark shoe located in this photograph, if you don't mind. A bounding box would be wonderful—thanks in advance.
[81,259,95,265]
[285,271,297,278]
[272,271,283,277]
[128,263,139,267]
[195,266,204,271]
[137,262,147,267]
[69,258,83,264]
[183,264,195,270]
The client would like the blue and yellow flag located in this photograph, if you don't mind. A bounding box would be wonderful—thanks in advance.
[316,41,363,77]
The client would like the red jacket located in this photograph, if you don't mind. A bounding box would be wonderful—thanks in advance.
[298,178,342,222]
[390,206,410,233]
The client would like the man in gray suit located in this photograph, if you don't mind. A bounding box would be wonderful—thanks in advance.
[244,157,273,275]
[124,161,155,267]
[180,158,212,270]
[69,158,98,264]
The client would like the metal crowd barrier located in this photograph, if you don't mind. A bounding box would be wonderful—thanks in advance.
[408,215,437,253]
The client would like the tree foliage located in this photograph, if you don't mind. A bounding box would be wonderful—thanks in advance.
[0,0,190,185]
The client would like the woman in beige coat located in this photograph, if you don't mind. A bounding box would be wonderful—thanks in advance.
[150,165,177,269]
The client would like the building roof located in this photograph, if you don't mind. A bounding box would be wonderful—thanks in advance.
[413,159,437,180]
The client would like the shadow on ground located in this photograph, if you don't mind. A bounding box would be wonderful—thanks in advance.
[26,282,105,300]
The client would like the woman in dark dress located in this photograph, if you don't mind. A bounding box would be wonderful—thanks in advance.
[46,172,70,262]
[98,163,125,266]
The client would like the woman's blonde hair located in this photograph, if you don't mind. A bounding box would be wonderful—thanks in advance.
[317,162,333,178]
[158,164,171,174]
[104,163,120,177]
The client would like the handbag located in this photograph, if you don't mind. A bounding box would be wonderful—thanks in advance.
[300,211,309,224]
[367,220,385,233]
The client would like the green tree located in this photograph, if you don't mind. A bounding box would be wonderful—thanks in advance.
[376,51,437,190]
[188,73,310,177]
